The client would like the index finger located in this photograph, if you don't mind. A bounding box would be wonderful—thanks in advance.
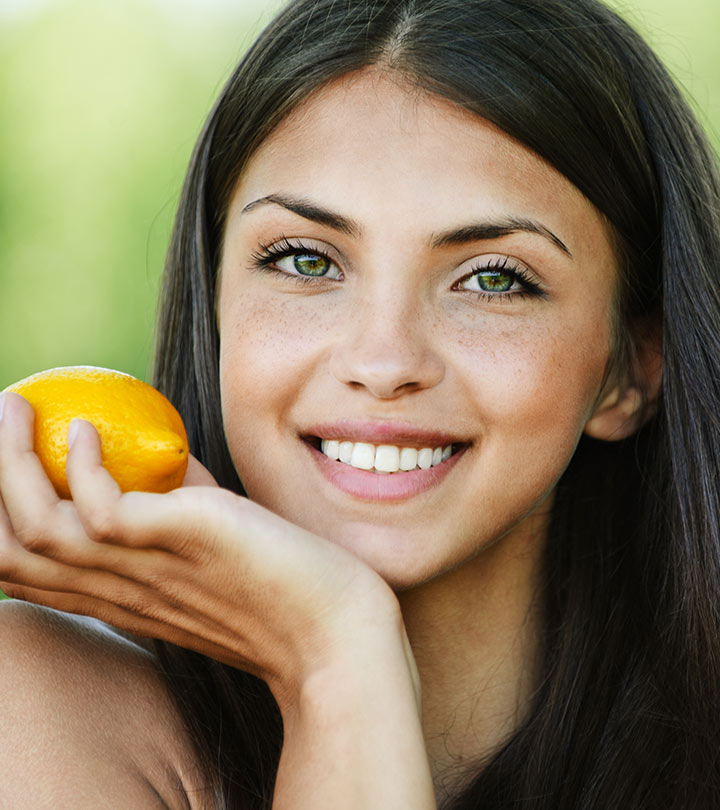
[0,392,61,511]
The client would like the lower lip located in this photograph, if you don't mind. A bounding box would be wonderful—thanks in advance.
[305,441,468,502]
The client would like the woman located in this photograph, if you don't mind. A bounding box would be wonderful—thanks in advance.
[1,0,719,807]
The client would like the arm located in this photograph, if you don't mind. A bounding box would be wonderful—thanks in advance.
[0,392,436,808]
[273,613,435,810]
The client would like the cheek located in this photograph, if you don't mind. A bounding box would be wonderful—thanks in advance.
[451,307,612,458]
[221,293,325,374]
[218,293,332,446]
[438,312,612,548]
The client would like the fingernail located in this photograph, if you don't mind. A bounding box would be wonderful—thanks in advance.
[67,419,81,448]
[0,393,6,422]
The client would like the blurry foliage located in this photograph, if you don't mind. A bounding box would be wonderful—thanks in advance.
[0,0,279,387]
[0,0,718,390]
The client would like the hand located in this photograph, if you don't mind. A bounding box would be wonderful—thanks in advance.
[0,392,435,809]
[0,392,399,704]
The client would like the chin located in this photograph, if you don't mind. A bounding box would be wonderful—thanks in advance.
[313,518,470,591]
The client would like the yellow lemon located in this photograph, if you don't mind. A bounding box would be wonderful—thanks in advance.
[4,366,189,498]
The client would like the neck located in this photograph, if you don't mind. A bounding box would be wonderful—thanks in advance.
[397,513,548,804]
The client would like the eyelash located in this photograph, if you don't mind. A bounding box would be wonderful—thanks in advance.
[454,255,546,303]
[250,237,545,301]
[250,237,338,286]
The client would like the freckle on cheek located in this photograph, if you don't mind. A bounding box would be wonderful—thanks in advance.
[223,300,328,394]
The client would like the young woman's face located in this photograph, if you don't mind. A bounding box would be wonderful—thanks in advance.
[217,69,619,589]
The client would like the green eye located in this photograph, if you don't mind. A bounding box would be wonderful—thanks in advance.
[454,258,542,300]
[476,271,513,292]
[269,247,343,280]
[293,253,331,276]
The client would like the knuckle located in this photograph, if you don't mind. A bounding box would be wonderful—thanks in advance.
[118,590,162,623]
[0,580,19,599]
[137,568,170,595]
[0,555,21,582]
[14,519,54,556]
[5,584,36,604]
[167,531,201,562]
[82,505,118,543]
[83,601,123,628]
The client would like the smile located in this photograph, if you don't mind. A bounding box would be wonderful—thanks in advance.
[303,432,469,502]
[319,439,454,474]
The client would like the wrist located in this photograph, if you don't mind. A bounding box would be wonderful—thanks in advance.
[271,603,433,810]
[269,585,419,720]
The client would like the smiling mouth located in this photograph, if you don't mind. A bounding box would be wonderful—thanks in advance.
[304,437,467,474]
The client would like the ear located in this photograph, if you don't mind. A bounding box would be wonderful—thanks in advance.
[584,317,662,442]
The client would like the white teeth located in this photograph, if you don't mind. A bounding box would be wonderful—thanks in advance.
[320,439,455,473]
[375,445,400,472]
[323,439,340,460]
[399,447,418,471]
[417,448,433,470]
[350,442,375,470]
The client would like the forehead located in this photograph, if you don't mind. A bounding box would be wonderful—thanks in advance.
[229,68,613,264]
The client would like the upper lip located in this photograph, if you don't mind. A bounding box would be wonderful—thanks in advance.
[302,419,468,448]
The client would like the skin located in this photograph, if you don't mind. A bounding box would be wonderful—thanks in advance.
[0,68,647,808]
[216,68,632,794]
[218,70,619,588]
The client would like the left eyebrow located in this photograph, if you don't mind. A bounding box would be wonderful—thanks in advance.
[430,218,572,257]
[241,193,571,258]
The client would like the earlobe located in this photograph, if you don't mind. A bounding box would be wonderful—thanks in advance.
[584,317,663,442]
[583,384,646,441]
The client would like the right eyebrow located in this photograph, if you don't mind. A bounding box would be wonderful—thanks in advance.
[241,194,361,238]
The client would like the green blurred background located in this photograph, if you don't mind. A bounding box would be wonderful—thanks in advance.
[0,0,284,388]
[0,0,718,390]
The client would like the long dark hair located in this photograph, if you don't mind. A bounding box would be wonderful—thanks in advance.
[152,1,720,807]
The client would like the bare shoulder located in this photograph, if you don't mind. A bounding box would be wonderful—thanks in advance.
[0,600,212,810]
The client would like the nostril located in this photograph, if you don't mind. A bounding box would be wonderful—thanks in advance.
[344,377,424,399]
[329,338,445,399]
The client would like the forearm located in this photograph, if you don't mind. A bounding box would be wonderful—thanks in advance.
[271,617,436,810]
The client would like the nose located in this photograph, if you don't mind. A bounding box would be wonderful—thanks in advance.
[328,291,445,399]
